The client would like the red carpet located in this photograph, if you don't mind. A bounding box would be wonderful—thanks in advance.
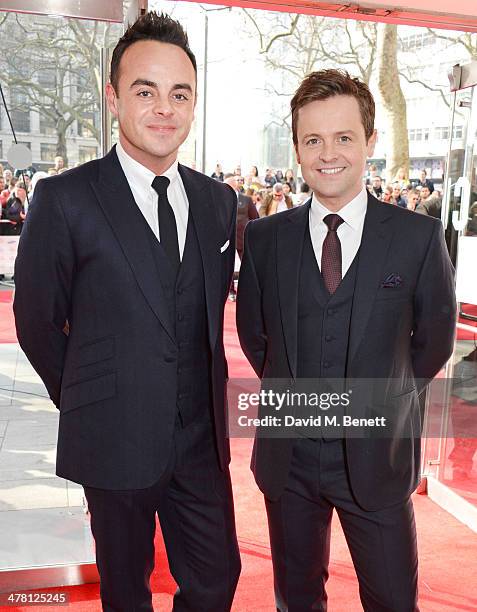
[1,302,477,611]
[0,290,16,344]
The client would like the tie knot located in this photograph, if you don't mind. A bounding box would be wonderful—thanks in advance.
[323,214,344,232]
[152,176,170,196]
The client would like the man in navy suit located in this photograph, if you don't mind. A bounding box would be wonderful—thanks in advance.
[237,70,456,611]
[14,12,240,611]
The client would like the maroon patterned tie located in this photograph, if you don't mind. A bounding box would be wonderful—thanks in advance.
[321,214,344,294]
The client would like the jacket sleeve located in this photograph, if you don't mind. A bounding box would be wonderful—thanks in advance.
[411,219,456,390]
[13,179,75,406]
[236,221,266,378]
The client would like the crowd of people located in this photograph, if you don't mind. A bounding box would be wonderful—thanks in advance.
[0,157,445,243]
[211,162,444,220]
[0,156,67,235]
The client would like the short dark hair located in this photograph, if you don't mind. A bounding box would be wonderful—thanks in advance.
[291,69,375,146]
[110,12,197,93]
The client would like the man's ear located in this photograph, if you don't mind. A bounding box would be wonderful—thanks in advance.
[295,144,301,165]
[105,82,119,118]
[366,129,378,157]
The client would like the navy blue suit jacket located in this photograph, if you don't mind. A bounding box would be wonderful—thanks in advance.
[237,193,456,510]
[14,147,236,490]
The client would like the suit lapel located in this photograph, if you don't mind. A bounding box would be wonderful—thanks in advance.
[277,202,310,379]
[90,147,176,343]
[179,164,221,351]
[348,194,395,365]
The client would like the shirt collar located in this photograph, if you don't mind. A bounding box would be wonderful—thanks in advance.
[115,141,179,193]
[310,188,368,232]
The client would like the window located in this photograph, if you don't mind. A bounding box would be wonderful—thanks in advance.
[10,109,30,133]
[435,126,450,140]
[40,113,56,136]
[435,125,463,140]
[0,141,3,159]
[77,106,99,139]
[79,146,98,163]
[40,143,57,162]
[400,32,436,52]
[10,88,31,133]
[408,128,429,142]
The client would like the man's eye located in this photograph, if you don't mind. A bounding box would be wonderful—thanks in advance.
[137,90,152,97]
[306,138,319,146]
[339,135,351,142]
[173,93,188,101]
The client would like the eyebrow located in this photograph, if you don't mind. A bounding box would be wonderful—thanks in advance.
[302,130,358,139]
[129,78,193,93]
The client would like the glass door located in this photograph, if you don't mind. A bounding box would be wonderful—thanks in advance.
[422,62,477,511]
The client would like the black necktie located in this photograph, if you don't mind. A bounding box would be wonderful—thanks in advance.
[151,176,180,273]
[321,214,344,294]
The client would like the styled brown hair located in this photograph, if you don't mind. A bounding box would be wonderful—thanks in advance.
[110,12,197,93]
[291,69,375,146]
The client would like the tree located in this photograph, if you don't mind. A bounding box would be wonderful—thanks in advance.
[377,23,409,183]
[0,11,121,164]
[241,10,377,168]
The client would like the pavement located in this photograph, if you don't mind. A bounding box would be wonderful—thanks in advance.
[0,299,95,590]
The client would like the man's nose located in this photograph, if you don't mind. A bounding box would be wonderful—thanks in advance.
[152,97,173,117]
[319,142,338,162]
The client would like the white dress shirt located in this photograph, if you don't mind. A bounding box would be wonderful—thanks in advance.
[115,141,189,260]
[309,188,368,276]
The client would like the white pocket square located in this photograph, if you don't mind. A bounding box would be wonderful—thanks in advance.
[220,240,230,253]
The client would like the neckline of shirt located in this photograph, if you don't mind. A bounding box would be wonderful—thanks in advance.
[115,141,179,192]
[310,188,368,232]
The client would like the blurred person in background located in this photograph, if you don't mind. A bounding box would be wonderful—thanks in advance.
[391,182,406,208]
[3,168,13,188]
[416,168,434,194]
[295,181,311,206]
[259,182,294,217]
[5,181,27,235]
[264,168,277,187]
[369,175,383,199]
[211,163,224,181]
[416,185,441,218]
[393,166,409,189]
[54,156,65,172]
[406,188,420,212]
[284,169,297,193]
[29,171,48,199]
[246,165,262,188]
[382,185,393,203]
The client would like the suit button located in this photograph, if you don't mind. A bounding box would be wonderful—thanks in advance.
[164,355,175,363]
[327,308,335,316]
[178,392,187,400]
[323,361,331,369]
[177,287,183,295]
[177,313,184,321]
[325,335,333,342]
